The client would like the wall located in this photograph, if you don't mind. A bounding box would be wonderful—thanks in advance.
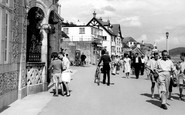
[0,0,26,110]
[61,41,97,65]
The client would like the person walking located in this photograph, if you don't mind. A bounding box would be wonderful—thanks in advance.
[123,54,131,78]
[146,52,159,99]
[140,54,146,75]
[178,52,185,101]
[98,50,112,86]
[49,52,63,96]
[61,53,72,97]
[81,53,86,66]
[133,53,142,79]
[155,50,175,110]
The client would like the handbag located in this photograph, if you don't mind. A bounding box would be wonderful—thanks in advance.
[171,77,178,87]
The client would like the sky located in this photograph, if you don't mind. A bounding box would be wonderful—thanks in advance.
[58,0,185,50]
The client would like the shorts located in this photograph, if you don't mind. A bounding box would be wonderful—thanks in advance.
[52,73,62,84]
[158,72,171,93]
[178,73,185,85]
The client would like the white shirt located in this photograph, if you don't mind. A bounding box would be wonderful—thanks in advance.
[63,56,70,69]
[156,59,175,72]
[147,59,157,70]
[180,61,185,73]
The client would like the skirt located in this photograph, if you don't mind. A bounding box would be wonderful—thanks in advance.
[61,70,71,83]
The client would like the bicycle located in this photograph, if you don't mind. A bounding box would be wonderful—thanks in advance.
[94,65,102,85]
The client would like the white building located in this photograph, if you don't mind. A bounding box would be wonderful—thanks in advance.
[87,12,116,55]
[62,25,103,42]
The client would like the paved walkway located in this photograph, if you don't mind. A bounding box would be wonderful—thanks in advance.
[1,65,185,115]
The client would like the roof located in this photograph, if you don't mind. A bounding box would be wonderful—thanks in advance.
[122,37,137,43]
[132,47,144,55]
[86,17,116,36]
[112,24,123,38]
[122,43,130,48]
[59,31,69,38]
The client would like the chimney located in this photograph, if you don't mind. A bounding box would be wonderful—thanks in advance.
[93,11,96,18]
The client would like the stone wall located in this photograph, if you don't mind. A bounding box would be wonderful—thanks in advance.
[0,0,26,110]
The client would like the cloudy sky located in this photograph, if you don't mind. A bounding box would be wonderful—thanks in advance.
[59,0,185,50]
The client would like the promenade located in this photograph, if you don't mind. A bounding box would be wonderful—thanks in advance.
[1,65,185,115]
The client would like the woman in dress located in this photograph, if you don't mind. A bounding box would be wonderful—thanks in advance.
[124,54,131,78]
[61,53,72,97]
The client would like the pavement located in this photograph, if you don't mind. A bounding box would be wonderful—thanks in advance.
[1,65,185,115]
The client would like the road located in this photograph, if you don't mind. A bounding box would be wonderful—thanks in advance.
[38,65,185,115]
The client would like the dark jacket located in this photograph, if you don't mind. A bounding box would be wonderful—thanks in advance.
[133,56,142,68]
[98,54,111,68]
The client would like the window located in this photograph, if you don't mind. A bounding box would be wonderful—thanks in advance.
[4,11,10,63]
[63,28,68,34]
[79,28,85,34]
[103,36,107,41]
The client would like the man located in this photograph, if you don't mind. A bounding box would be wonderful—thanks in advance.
[155,50,175,110]
[98,50,111,86]
[146,52,159,99]
[178,52,185,100]
[81,53,86,66]
[133,53,142,79]
[140,55,146,75]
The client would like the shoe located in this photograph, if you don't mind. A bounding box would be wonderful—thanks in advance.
[151,95,154,99]
[107,83,110,86]
[102,81,106,84]
[53,94,58,97]
[66,93,71,97]
[168,97,174,101]
[161,104,168,110]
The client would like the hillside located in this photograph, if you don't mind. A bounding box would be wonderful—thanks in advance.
[169,47,185,56]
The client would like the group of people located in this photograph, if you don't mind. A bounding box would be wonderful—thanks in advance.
[146,50,185,110]
[97,49,185,110]
[49,52,72,97]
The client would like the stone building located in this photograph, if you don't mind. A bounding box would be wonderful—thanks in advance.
[0,0,63,110]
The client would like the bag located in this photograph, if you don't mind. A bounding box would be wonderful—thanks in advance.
[171,77,178,87]
[100,67,104,73]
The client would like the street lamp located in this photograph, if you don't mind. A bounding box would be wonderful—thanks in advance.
[166,32,169,53]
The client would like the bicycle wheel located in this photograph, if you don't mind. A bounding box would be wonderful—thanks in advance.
[97,72,100,85]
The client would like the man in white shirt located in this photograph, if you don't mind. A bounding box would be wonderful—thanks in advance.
[155,50,175,110]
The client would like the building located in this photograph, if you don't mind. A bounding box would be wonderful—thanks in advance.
[0,0,63,110]
[87,11,116,56]
[61,24,103,65]
[112,24,124,56]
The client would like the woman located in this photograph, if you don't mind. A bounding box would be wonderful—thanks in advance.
[49,52,63,96]
[61,53,72,97]
[124,54,131,78]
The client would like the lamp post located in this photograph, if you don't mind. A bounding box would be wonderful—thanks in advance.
[166,32,169,53]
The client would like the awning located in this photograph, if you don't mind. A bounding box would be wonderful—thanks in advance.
[92,39,102,45]
[49,10,64,24]
[59,31,69,38]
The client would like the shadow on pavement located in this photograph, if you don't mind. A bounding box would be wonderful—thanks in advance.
[0,106,10,113]
[146,100,161,108]
[141,93,161,108]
